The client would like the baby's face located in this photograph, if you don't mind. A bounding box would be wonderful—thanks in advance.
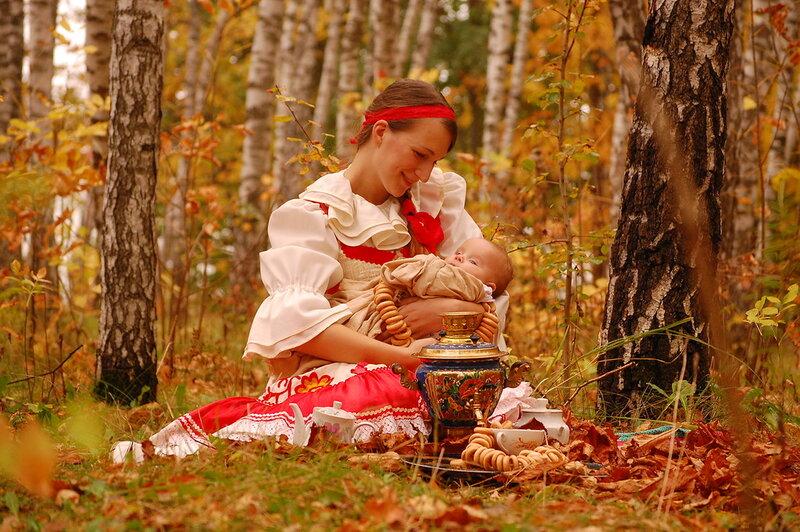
[444,238,502,291]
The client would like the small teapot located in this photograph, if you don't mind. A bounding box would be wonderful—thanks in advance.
[311,400,379,444]
[290,401,378,445]
[515,398,570,444]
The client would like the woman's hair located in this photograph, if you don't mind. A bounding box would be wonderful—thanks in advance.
[354,79,458,150]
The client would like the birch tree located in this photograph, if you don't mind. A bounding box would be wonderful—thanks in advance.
[0,0,23,137]
[336,0,366,156]
[313,0,345,140]
[597,0,734,418]
[29,0,57,122]
[409,0,438,75]
[83,0,114,235]
[482,0,512,157]
[233,0,284,291]
[271,0,299,178]
[607,0,645,223]
[95,0,164,404]
[274,0,320,202]
[28,0,58,278]
[370,0,397,81]
[193,6,232,115]
[499,0,533,160]
[162,1,202,275]
[395,0,422,78]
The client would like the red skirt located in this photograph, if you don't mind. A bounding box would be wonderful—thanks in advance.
[148,362,427,458]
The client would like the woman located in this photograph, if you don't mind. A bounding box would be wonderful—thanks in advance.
[142,80,506,458]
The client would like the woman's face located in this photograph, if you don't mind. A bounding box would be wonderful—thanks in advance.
[371,118,453,198]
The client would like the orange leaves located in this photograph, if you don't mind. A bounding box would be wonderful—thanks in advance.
[344,487,488,530]
[0,416,56,498]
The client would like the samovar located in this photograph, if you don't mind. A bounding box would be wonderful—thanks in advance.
[392,311,529,441]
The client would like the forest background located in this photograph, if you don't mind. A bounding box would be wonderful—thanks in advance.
[0,0,799,528]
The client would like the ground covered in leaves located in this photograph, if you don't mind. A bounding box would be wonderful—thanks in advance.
[2,393,799,530]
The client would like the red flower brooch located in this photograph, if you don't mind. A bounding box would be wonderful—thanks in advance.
[400,198,444,254]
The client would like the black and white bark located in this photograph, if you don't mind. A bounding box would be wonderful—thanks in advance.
[0,0,23,137]
[83,0,114,236]
[335,0,366,156]
[409,0,438,75]
[597,0,735,418]
[499,0,533,160]
[233,0,284,291]
[95,0,164,405]
[607,0,645,223]
[371,0,397,81]
[313,0,345,140]
[482,0,512,156]
[274,0,320,202]
[395,0,422,77]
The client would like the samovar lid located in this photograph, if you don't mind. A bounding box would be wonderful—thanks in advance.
[416,311,503,361]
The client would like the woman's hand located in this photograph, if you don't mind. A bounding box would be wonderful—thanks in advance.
[396,297,484,338]
[394,337,437,371]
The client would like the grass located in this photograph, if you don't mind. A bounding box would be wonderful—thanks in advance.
[1,390,746,531]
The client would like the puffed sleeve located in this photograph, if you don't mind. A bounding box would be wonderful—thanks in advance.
[243,199,351,360]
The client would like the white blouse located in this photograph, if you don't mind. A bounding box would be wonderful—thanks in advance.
[243,168,507,378]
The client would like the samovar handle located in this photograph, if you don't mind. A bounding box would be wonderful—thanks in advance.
[390,363,418,391]
[503,361,531,388]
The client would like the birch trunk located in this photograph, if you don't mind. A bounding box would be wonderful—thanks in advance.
[272,0,300,177]
[0,0,23,136]
[193,7,231,115]
[371,0,397,82]
[28,0,57,279]
[233,0,284,291]
[313,0,345,140]
[499,0,533,160]
[481,0,512,157]
[395,0,422,77]
[765,4,799,183]
[336,0,366,156]
[597,0,734,418]
[95,0,164,405]
[29,0,58,121]
[83,0,114,235]
[162,1,202,273]
[607,0,645,223]
[274,0,320,203]
[409,0,438,75]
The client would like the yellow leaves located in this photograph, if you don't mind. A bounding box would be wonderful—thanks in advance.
[273,115,292,123]
[0,416,56,498]
[743,96,758,111]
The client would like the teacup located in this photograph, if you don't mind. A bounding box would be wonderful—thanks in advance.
[488,428,547,455]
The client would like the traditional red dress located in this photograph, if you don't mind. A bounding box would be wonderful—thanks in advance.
[148,168,507,458]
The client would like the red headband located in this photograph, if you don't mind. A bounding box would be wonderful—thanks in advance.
[350,104,456,144]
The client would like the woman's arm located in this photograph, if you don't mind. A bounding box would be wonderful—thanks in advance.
[296,324,435,370]
[396,297,484,339]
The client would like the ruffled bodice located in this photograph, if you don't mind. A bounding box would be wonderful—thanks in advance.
[243,168,484,380]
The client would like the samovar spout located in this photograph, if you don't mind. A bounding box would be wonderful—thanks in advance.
[391,363,418,391]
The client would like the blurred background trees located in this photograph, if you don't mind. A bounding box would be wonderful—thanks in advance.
[0,0,797,417]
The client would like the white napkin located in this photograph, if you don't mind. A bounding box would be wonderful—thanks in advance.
[111,441,145,464]
[488,381,537,423]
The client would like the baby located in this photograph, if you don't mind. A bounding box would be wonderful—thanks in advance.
[443,237,514,299]
[334,238,513,340]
